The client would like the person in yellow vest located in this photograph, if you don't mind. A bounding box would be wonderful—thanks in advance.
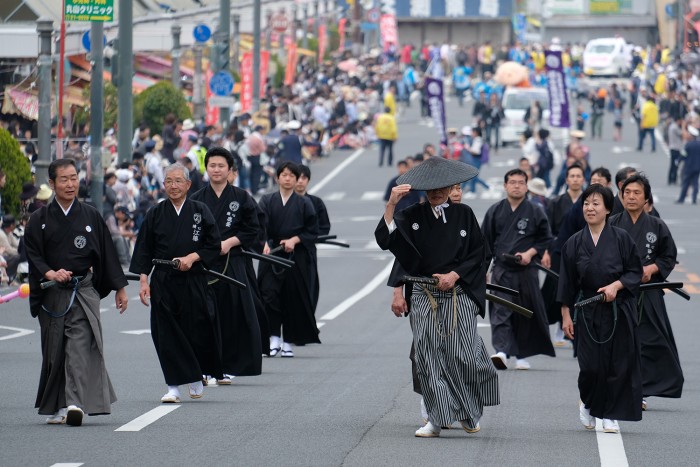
[375,106,398,167]
[653,66,667,97]
[638,96,659,152]
[384,85,397,116]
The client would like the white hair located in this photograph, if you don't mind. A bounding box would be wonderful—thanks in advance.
[164,162,190,181]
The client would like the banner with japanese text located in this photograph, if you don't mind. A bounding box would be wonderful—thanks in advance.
[425,77,447,147]
[544,50,570,128]
[318,24,327,64]
[380,14,399,50]
[338,18,347,52]
[285,44,298,86]
[240,52,253,113]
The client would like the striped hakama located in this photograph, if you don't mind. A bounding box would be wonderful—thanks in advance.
[411,284,500,428]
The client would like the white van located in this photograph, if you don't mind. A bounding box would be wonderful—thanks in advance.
[583,37,632,77]
[500,87,550,146]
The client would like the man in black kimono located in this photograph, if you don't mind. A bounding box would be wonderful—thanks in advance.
[130,162,223,403]
[482,168,555,370]
[294,164,330,314]
[25,159,128,426]
[542,163,584,340]
[375,158,499,438]
[609,174,683,410]
[191,147,263,384]
[258,161,320,357]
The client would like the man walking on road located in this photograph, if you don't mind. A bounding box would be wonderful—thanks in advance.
[24,159,129,426]
[638,96,659,152]
[481,169,555,370]
[376,157,500,438]
[676,125,700,204]
[375,106,398,167]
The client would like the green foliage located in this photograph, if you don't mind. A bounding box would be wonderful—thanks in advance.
[133,81,191,134]
[0,129,32,216]
[73,82,119,132]
[270,54,284,89]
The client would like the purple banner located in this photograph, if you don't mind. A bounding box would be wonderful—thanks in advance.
[425,77,448,147]
[544,50,570,129]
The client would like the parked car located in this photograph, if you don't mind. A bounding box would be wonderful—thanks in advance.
[500,87,550,146]
[583,37,632,77]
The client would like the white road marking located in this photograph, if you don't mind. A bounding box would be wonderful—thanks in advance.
[350,215,380,222]
[320,260,394,321]
[477,323,489,328]
[100,307,109,313]
[363,240,381,250]
[317,322,326,329]
[325,192,346,201]
[360,191,384,201]
[121,329,151,335]
[50,464,84,467]
[491,159,515,168]
[0,325,35,341]
[115,405,180,432]
[308,148,365,195]
[595,418,629,467]
[316,242,350,250]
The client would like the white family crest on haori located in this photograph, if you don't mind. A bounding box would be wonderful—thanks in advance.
[193,213,202,225]
[74,235,87,249]
[460,229,467,237]
[646,232,657,244]
[229,201,240,212]
[412,223,420,230]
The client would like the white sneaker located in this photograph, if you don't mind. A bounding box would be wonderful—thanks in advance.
[65,405,84,426]
[189,381,204,399]
[46,407,67,425]
[515,359,531,370]
[490,352,508,370]
[579,401,595,430]
[415,421,441,438]
[603,419,620,433]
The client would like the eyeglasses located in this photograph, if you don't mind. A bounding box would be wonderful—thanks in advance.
[164,179,188,186]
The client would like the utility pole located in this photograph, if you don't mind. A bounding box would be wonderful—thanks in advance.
[232,14,240,72]
[253,0,262,112]
[265,9,273,51]
[353,0,362,56]
[193,45,204,122]
[291,3,298,47]
[218,0,231,127]
[117,0,133,165]
[303,2,309,50]
[36,18,53,185]
[171,25,181,89]
[314,0,320,42]
[89,21,104,214]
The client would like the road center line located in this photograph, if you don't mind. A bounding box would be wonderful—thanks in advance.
[308,148,365,195]
[320,260,393,321]
[50,464,83,467]
[115,405,180,432]
[595,418,629,467]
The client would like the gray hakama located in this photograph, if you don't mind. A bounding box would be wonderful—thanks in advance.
[35,274,117,415]
[411,285,500,427]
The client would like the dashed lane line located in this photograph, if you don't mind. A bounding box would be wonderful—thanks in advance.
[0,325,35,341]
[308,148,365,195]
[595,418,629,467]
[115,405,180,432]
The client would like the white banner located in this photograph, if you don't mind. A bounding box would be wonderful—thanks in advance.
[479,0,499,18]
[410,0,430,17]
[446,0,465,17]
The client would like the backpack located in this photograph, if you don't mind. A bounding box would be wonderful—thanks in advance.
[480,142,490,164]
[538,143,554,171]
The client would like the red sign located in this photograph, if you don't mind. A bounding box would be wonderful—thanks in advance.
[259,50,270,99]
[379,14,398,50]
[271,14,289,34]
[318,24,327,65]
[285,44,298,86]
[205,69,220,126]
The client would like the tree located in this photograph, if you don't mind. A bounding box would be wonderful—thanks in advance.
[73,82,119,133]
[133,81,191,135]
[0,129,33,216]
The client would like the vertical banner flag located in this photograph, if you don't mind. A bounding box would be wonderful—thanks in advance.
[318,23,327,64]
[240,52,253,113]
[379,14,399,50]
[425,77,447,148]
[544,50,570,128]
[285,44,298,86]
[260,50,270,98]
[338,18,347,52]
[205,69,220,125]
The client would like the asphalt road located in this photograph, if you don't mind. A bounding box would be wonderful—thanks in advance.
[1,87,699,467]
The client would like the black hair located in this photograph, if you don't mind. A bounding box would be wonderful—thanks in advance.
[519,157,529,163]
[204,146,234,169]
[615,166,636,187]
[48,159,77,181]
[472,127,482,137]
[104,172,116,181]
[590,166,611,183]
[538,128,550,139]
[523,129,533,140]
[297,164,311,179]
[621,173,651,201]
[581,184,614,213]
[397,160,408,168]
[565,162,584,177]
[277,161,300,178]
[504,168,528,183]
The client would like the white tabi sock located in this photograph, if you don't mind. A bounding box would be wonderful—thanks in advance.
[189,380,204,397]
[281,341,293,352]
[166,386,181,398]
[270,335,281,350]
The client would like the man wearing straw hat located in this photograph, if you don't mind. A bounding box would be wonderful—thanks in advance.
[375,157,500,438]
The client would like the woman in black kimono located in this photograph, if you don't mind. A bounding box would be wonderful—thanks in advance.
[558,184,643,434]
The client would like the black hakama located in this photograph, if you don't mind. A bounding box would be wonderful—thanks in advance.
[130,199,224,385]
[25,200,127,416]
[482,199,555,359]
[191,184,263,376]
[307,193,330,313]
[610,211,684,398]
[375,201,499,427]
[258,192,320,345]
[558,225,643,421]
